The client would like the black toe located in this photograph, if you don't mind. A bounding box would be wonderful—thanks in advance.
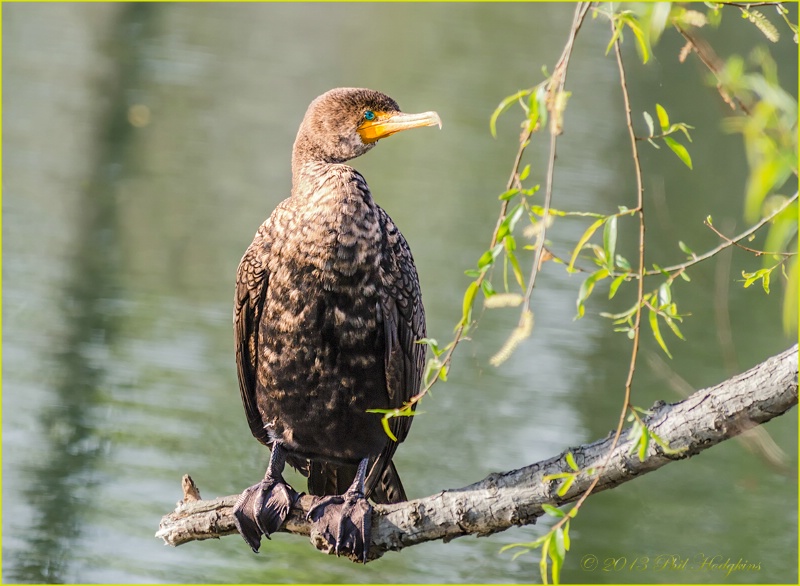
[308,492,372,563]
[233,478,299,553]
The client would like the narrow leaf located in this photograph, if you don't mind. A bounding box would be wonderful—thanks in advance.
[649,309,673,358]
[576,268,609,318]
[609,274,627,299]
[625,15,650,63]
[550,530,564,585]
[664,136,693,169]
[637,425,650,461]
[381,416,398,442]
[556,475,575,497]
[461,281,480,326]
[490,89,530,138]
[541,504,565,518]
[565,451,579,472]
[603,215,618,270]
[540,537,550,585]
[664,316,687,341]
[498,188,520,201]
[568,217,606,272]
[643,111,655,136]
[655,103,670,130]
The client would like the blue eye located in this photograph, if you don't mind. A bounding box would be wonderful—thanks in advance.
[364,110,375,121]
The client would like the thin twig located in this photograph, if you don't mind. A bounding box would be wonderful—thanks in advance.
[705,217,797,257]
[520,1,592,317]
[717,1,785,7]
[406,2,593,406]
[550,18,649,532]
[646,191,798,275]
[674,23,752,115]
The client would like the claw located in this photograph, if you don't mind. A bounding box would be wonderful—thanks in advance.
[233,477,299,553]
[307,457,373,563]
[308,491,372,563]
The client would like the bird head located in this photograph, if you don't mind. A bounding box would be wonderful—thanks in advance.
[293,88,442,165]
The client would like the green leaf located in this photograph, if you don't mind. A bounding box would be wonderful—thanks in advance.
[541,504,565,518]
[658,282,672,307]
[478,242,504,269]
[461,281,480,326]
[506,238,526,290]
[649,1,672,43]
[543,472,575,481]
[563,520,571,551]
[519,164,531,181]
[603,215,618,270]
[643,111,655,136]
[565,451,579,472]
[528,89,541,129]
[624,14,650,63]
[664,316,687,341]
[481,278,496,298]
[655,103,670,130]
[606,21,624,56]
[649,309,673,358]
[678,240,694,256]
[496,203,524,242]
[569,217,606,272]
[490,89,531,138]
[554,526,566,560]
[609,274,627,300]
[556,474,575,497]
[498,188,520,201]
[540,536,551,585]
[576,268,609,318]
[550,529,565,585]
[381,416,398,442]
[664,136,693,169]
[637,424,650,461]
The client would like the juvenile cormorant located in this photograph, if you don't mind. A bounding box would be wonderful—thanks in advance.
[232,88,440,562]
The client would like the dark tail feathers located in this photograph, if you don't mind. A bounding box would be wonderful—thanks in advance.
[307,459,407,504]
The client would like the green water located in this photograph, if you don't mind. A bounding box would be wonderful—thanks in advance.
[3,4,797,583]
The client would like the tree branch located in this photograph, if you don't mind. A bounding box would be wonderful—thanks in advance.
[156,345,798,562]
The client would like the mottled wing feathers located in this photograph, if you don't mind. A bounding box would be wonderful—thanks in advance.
[234,222,272,445]
[363,208,426,501]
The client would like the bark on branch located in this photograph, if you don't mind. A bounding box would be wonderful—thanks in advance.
[156,345,798,562]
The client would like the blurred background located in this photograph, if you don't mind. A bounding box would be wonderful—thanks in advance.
[2,3,797,583]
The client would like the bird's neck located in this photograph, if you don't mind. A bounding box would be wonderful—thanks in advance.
[291,159,373,208]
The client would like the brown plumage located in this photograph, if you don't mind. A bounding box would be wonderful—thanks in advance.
[232,88,440,561]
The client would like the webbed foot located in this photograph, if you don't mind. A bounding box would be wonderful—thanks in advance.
[307,457,374,563]
[233,444,300,552]
[233,477,299,552]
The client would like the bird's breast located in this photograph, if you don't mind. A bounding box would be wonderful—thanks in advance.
[257,195,391,461]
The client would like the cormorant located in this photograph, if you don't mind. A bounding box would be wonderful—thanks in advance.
[232,88,440,562]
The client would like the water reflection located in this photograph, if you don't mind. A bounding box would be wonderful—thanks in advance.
[3,3,797,584]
